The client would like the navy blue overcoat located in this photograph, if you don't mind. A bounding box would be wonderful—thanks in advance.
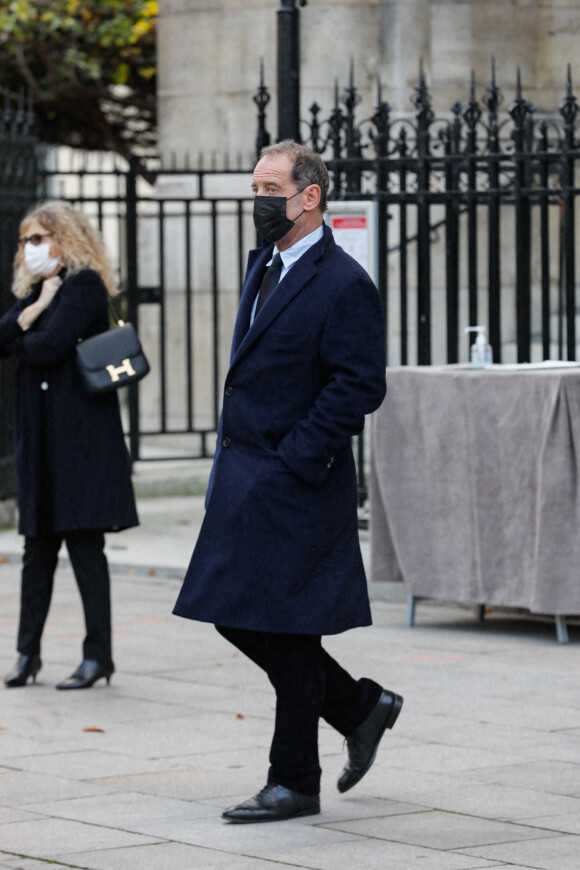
[173,225,386,635]
[0,269,138,537]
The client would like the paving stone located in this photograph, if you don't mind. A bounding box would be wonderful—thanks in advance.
[89,766,265,802]
[522,812,580,835]
[0,818,161,859]
[0,770,113,806]
[0,859,72,870]
[456,760,580,795]
[129,813,360,856]
[456,833,580,869]
[320,809,560,850]
[0,858,48,870]
[5,748,179,781]
[359,766,580,821]
[371,741,524,774]
[2,517,580,870]
[0,807,40,824]
[63,842,305,870]
[37,791,214,829]
[250,835,503,869]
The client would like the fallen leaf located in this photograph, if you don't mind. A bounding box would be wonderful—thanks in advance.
[83,726,105,733]
[236,713,244,719]
[0,556,6,564]
[178,519,189,525]
[231,653,238,658]
[148,569,155,576]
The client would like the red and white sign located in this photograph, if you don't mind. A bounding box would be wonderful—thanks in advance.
[329,213,369,273]
[331,216,367,231]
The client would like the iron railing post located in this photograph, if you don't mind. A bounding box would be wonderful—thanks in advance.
[464,72,481,349]
[443,107,460,364]
[277,0,306,142]
[414,63,433,365]
[559,66,579,360]
[509,69,533,363]
[538,121,551,360]
[484,60,502,362]
[125,156,140,462]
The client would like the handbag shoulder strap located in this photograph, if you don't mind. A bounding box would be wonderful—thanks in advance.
[107,294,125,326]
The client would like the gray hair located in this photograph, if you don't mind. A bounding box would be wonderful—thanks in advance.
[259,140,329,213]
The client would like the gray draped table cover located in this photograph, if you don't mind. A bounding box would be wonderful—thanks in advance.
[370,365,580,615]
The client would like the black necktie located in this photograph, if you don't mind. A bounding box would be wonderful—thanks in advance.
[255,253,282,316]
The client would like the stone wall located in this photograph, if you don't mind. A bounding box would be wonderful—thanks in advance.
[158,0,580,164]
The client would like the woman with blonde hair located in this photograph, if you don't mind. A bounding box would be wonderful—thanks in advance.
[0,201,138,689]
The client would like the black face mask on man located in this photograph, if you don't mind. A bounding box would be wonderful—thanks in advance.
[253,191,304,243]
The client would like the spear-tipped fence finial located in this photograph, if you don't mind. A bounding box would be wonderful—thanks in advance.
[413,58,433,126]
[253,58,271,157]
[483,56,503,120]
[559,64,579,143]
[463,71,481,130]
[508,66,531,131]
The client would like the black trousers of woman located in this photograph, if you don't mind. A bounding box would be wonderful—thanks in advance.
[17,530,113,669]
[216,625,382,796]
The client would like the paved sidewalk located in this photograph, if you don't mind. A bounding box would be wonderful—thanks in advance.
[1,488,580,868]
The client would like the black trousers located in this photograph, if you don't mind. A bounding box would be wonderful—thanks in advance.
[17,530,113,668]
[216,625,382,795]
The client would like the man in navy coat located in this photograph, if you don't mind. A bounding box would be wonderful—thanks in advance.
[174,140,403,822]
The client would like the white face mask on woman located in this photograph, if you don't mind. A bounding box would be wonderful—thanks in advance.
[23,242,60,277]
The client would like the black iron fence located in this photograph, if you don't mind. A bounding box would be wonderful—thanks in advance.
[0,93,37,500]
[37,153,257,464]
[4,64,580,505]
[256,62,580,367]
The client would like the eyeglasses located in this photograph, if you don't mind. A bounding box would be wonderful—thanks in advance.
[19,233,52,246]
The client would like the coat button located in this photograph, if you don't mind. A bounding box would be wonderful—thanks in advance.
[225,386,234,397]
[222,437,231,448]
[40,381,49,391]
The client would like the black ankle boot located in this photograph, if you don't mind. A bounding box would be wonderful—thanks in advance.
[4,654,42,688]
[56,659,114,690]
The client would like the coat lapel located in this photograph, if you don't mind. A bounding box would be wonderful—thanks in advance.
[230,245,271,361]
[231,225,333,368]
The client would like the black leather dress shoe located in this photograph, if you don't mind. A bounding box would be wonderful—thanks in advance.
[337,689,404,793]
[222,783,320,823]
[4,654,42,688]
[56,659,114,690]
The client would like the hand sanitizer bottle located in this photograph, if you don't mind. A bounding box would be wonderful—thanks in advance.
[464,326,493,367]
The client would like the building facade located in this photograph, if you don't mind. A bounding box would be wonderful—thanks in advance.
[158,0,580,164]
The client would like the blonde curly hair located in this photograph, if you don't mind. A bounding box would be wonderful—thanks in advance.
[12,200,120,299]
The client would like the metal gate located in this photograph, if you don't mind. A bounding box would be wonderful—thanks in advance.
[38,152,257,464]
[0,94,37,500]
[289,64,580,368]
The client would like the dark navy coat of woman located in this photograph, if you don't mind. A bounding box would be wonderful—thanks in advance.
[174,224,386,635]
[0,268,138,536]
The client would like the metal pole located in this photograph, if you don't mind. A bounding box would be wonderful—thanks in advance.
[125,157,140,462]
[277,0,307,142]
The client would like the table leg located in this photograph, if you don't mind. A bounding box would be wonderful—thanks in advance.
[555,615,569,644]
[407,594,417,627]
[477,604,486,622]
